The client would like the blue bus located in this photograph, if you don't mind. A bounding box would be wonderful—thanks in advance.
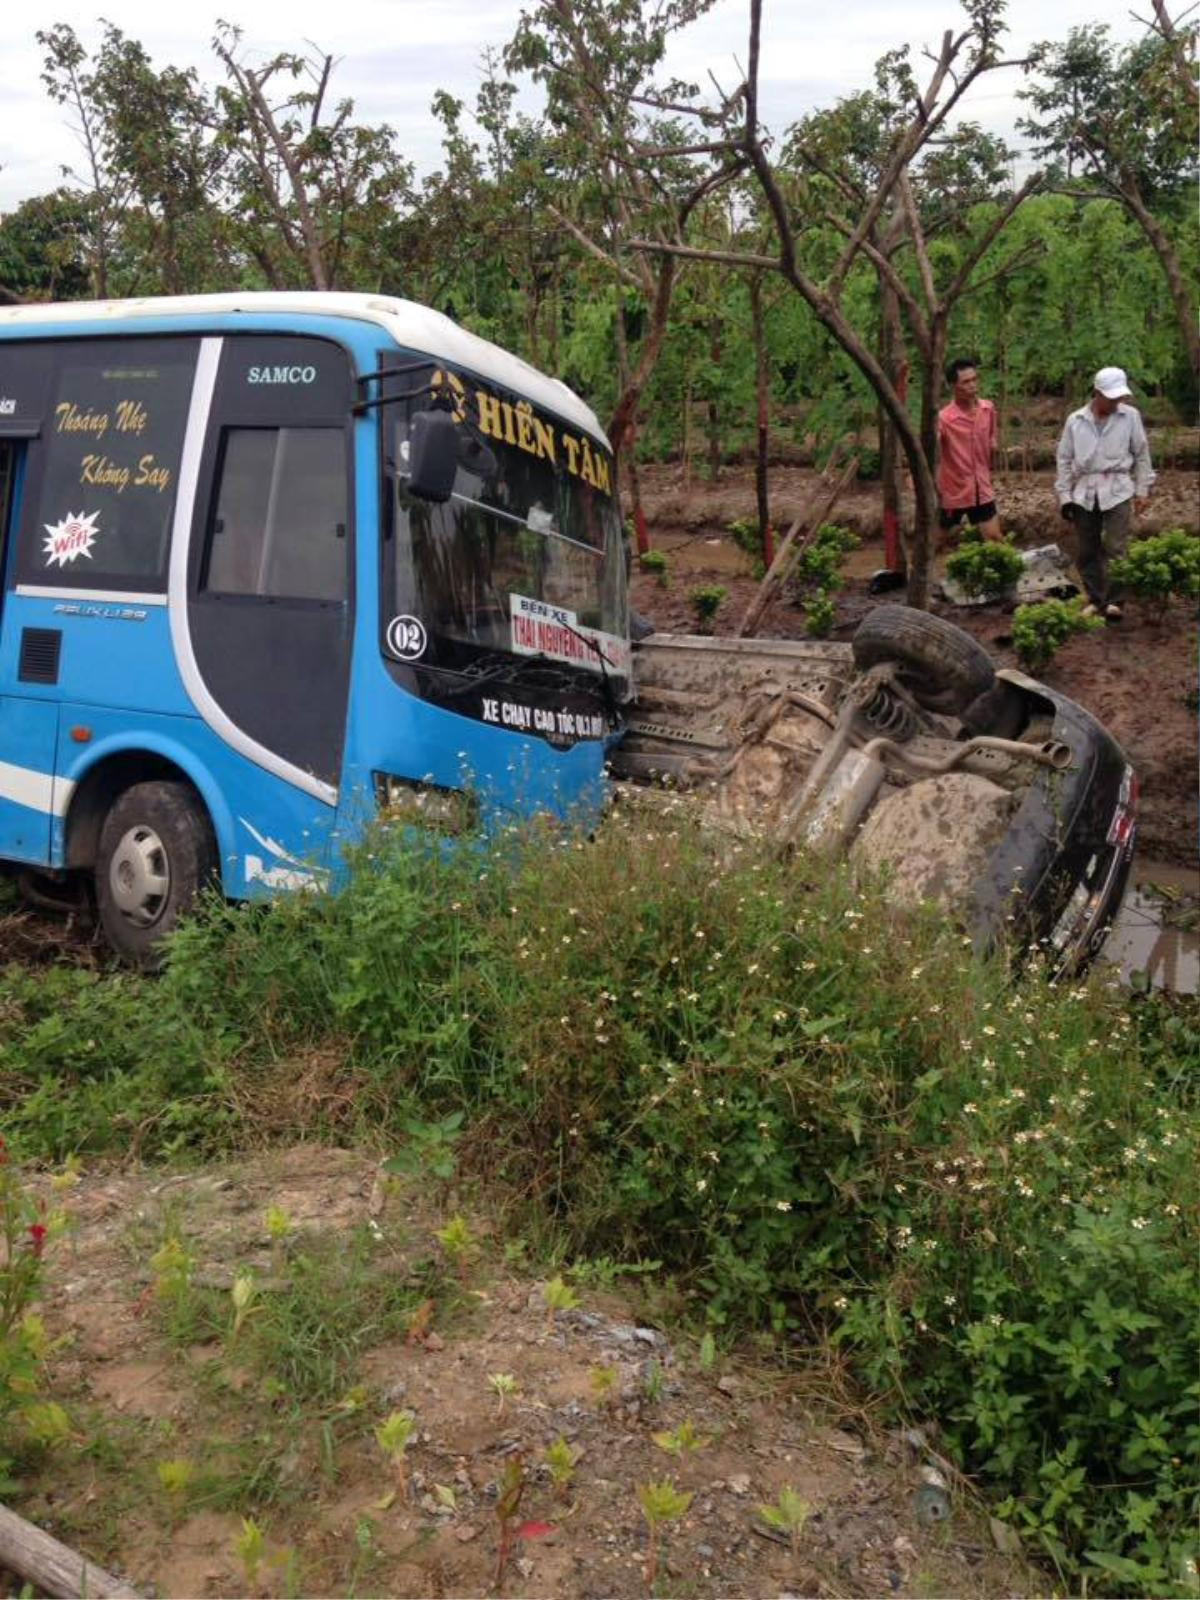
[0,293,631,961]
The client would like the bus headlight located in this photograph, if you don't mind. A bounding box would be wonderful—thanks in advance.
[373,774,478,835]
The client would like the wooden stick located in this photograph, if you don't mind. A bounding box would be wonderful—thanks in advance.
[734,449,845,637]
[0,1503,142,1598]
[735,455,859,638]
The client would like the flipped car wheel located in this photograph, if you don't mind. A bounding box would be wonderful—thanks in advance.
[852,605,995,716]
[95,780,217,967]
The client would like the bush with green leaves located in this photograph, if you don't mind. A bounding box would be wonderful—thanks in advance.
[1110,529,1200,613]
[2,816,1196,1593]
[638,549,669,583]
[803,592,836,637]
[1011,597,1104,671]
[726,517,762,561]
[688,584,727,630]
[787,523,859,633]
[791,522,859,591]
[945,531,1025,599]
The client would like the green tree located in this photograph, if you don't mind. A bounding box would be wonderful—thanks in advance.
[0,190,94,302]
[1020,20,1200,387]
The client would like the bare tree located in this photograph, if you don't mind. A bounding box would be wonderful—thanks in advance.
[631,0,1034,606]
[506,0,745,550]
[213,24,415,291]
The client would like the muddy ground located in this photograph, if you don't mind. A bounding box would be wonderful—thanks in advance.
[631,464,1199,868]
[11,1148,1032,1599]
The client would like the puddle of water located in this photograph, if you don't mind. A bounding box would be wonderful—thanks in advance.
[1101,858,1200,994]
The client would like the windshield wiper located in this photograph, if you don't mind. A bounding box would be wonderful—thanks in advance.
[555,618,623,730]
[436,650,576,700]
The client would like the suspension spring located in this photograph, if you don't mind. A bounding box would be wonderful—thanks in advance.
[858,682,918,741]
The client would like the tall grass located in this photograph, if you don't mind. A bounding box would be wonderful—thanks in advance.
[2,808,1196,1592]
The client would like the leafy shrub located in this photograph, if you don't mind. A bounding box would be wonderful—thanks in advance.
[2,818,1197,1592]
[804,593,836,637]
[638,549,669,584]
[1011,598,1104,671]
[1110,529,1200,613]
[789,523,858,633]
[945,531,1025,599]
[726,517,763,561]
[792,523,859,592]
[688,585,727,631]
[855,447,882,480]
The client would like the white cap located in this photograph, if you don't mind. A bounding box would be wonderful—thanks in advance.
[1094,366,1132,400]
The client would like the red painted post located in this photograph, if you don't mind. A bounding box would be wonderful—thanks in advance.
[633,503,650,556]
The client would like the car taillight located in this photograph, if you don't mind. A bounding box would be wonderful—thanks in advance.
[1106,766,1139,848]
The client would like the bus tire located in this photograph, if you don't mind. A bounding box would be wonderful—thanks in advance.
[851,605,995,716]
[95,780,217,967]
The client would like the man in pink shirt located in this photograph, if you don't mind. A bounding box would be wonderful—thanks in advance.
[937,357,1001,545]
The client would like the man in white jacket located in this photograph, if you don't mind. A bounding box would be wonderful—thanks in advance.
[1055,366,1155,621]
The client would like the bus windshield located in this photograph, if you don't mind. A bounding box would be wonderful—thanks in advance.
[386,380,630,699]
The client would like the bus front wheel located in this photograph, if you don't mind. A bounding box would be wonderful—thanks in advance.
[95,780,217,967]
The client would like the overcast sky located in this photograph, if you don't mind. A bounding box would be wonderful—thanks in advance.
[0,0,1144,215]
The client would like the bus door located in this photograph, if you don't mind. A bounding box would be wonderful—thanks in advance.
[0,348,57,864]
[186,336,354,856]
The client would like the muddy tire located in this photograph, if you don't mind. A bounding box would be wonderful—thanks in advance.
[95,780,217,968]
[852,605,995,715]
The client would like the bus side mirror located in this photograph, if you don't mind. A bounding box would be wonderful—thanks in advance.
[406,409,461,502]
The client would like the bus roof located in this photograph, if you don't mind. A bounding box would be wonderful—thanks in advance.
[0,291,609,447]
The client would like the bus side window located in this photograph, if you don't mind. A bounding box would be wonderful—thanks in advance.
[202,427,347,602]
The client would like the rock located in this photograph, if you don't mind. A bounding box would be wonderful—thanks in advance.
[716,1375,739,1396]
[989,1515,1022,1555]
[455,1524,480,1544]
[383,1379,408,1404]
[696,1544,715,1559]
[913,1485,951,1525]
[727,1473,751,1496]
[633,1327,661,1346]
[822,1428,866,1458]
[516,1557,535,1578]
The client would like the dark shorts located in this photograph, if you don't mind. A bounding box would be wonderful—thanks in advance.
[939,500,998,531]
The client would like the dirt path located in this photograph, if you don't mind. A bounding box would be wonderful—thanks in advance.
[15,1147,1031,1599]
[632,465,1199,867]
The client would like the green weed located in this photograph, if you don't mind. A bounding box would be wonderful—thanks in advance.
[637,1479,692,1592]
[2,811,1196,1590]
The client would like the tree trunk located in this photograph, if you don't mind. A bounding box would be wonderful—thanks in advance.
[750,276,772,564]
[919,317,949,495]
[781,274,936,607]
[613,295,649,555]
[1118,171,1200,384]
[607,258,677,461]
[706,318,723,482]
[879,277,907,573]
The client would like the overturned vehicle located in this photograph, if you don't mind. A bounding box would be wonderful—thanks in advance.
[610,606,1137,974]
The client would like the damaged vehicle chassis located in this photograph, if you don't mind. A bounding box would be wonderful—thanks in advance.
[610,607,1137,975]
